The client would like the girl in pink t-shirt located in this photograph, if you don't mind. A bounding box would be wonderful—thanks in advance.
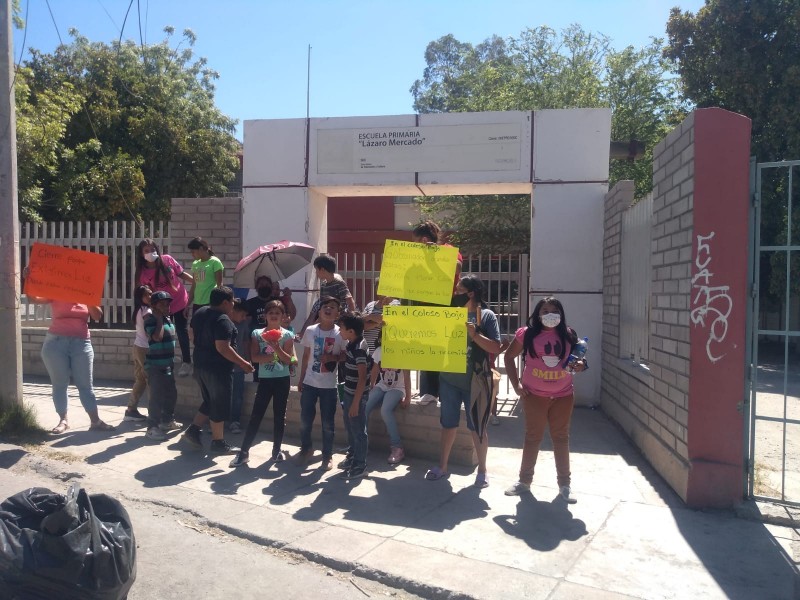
[135,238,194,375]
[503,296,587,503]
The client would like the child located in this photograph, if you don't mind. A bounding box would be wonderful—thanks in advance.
[338,313,370,479]
[299,254,355,335]
[295,296,347,470]
[365,338,411,464]
[230,300,295,467]
[187,237,224,313]
[143,291,180,441]
[229,298,251,433]
[125,285,152,422]
[502,296,587,503]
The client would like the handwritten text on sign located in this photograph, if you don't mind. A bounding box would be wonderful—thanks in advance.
[377,240,458,305]
[24,243,108,306]
[380,306,467,373]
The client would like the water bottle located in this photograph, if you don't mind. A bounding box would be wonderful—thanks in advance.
[566,337,588,372]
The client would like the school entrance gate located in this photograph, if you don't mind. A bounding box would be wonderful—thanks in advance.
[241,110,610,406]
[749,159,800,506]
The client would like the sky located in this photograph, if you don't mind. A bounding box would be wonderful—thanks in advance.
[12,0,707,139]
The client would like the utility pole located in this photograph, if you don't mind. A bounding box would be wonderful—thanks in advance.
[0,0,22,409]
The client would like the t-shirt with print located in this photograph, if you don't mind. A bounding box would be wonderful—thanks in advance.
[191,256,225,306]
[516,327,574,398]
[138,254,189,312]
[440,308,501,391]
[343,337,370,396]
[252,327,293,379]
[371,346,405,392]
[144,314,176,367]
[191,306,237,372]
[300,323,346,389]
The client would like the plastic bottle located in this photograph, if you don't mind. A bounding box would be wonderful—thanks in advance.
[566,337,588,372]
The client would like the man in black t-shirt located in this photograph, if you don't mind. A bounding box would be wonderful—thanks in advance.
[181,286,254,454]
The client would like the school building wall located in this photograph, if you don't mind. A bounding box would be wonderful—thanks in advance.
[601,108,751,508]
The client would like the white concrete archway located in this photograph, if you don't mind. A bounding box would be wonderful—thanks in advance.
[242,109,611,403]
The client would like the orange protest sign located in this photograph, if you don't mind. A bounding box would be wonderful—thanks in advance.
[24,243,108,306]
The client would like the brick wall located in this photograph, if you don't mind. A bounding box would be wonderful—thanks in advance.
[168,197,243,284]
[601,116,696,500]
[602,109,751,507]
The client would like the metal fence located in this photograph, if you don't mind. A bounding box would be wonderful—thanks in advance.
[620,194,653,363]
[20,220,169,326]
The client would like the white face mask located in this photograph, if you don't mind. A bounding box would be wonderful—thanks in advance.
[540,313,561,328]
[144,251,158,263]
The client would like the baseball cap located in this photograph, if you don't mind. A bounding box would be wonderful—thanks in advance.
[150,291,173,303]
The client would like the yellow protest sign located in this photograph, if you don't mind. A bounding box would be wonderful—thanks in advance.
[380,305,468,373]
[377,239,458,305]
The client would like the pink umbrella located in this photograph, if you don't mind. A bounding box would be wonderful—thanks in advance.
[233,241,316,288]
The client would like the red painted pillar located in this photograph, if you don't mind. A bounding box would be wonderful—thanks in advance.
[686,109,752,507]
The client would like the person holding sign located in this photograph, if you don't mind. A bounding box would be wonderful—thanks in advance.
[426,275,500,487]
[411,220,463,406]
[24,292,114,434]
[502,297,587,504]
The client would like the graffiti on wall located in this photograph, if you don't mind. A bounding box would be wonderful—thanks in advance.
[690,232,733,363]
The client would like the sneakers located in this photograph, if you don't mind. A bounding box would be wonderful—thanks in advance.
[177,363,193,377]
[490,415,501,426]
[181,427,202,450]
[504,481,531,496]
[294,449,313,466]
[209,439,239,455]
[417,394,438,405]
[387,447,405,464]
[560,485,577,504]
[337,456,354,470]
[340,465,367,480]
[159,420,183,432]
[474,472,489,488]
[145,426,167,441]
[123,408,147,422]
[228,421,242,434]
[229,450,250,467]
[320,456,333,471]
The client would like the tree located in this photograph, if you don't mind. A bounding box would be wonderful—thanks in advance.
[665,1,800,306]
[410,26,685,252]
[16,28,238,222]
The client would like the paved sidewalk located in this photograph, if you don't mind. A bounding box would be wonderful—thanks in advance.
[1,377,798,599]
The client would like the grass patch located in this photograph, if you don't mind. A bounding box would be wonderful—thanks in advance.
[0,401,47,444]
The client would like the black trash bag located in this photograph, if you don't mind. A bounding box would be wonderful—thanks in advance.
[0,483,136,600]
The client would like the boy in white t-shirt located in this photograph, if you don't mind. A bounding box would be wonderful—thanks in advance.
[295,296,347,471]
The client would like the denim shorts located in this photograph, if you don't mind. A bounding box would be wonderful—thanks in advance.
[439,377,475,431]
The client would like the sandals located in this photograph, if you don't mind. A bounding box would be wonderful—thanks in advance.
[425,466,449,481]
[89,420,115,432]
[51,420,69,434]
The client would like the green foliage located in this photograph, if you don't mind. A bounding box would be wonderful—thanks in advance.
[16,28,239,222]
[0,402,44,441]
[665,0,800,162]
[410,26,686,252]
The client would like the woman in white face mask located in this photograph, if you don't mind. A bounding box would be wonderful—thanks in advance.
[502,296,587,504]
[135,239,195,376]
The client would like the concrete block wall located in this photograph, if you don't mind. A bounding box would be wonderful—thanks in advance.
[601,114,696,501]
[168,197,243,284]
[21,326,476,466]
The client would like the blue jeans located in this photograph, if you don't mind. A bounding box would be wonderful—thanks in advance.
[365,387,404,448]
[341,390,368,468]
[231,370,245,423]
[299,384,338,458]
[40,333,98,416]
[439,377,476,431]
